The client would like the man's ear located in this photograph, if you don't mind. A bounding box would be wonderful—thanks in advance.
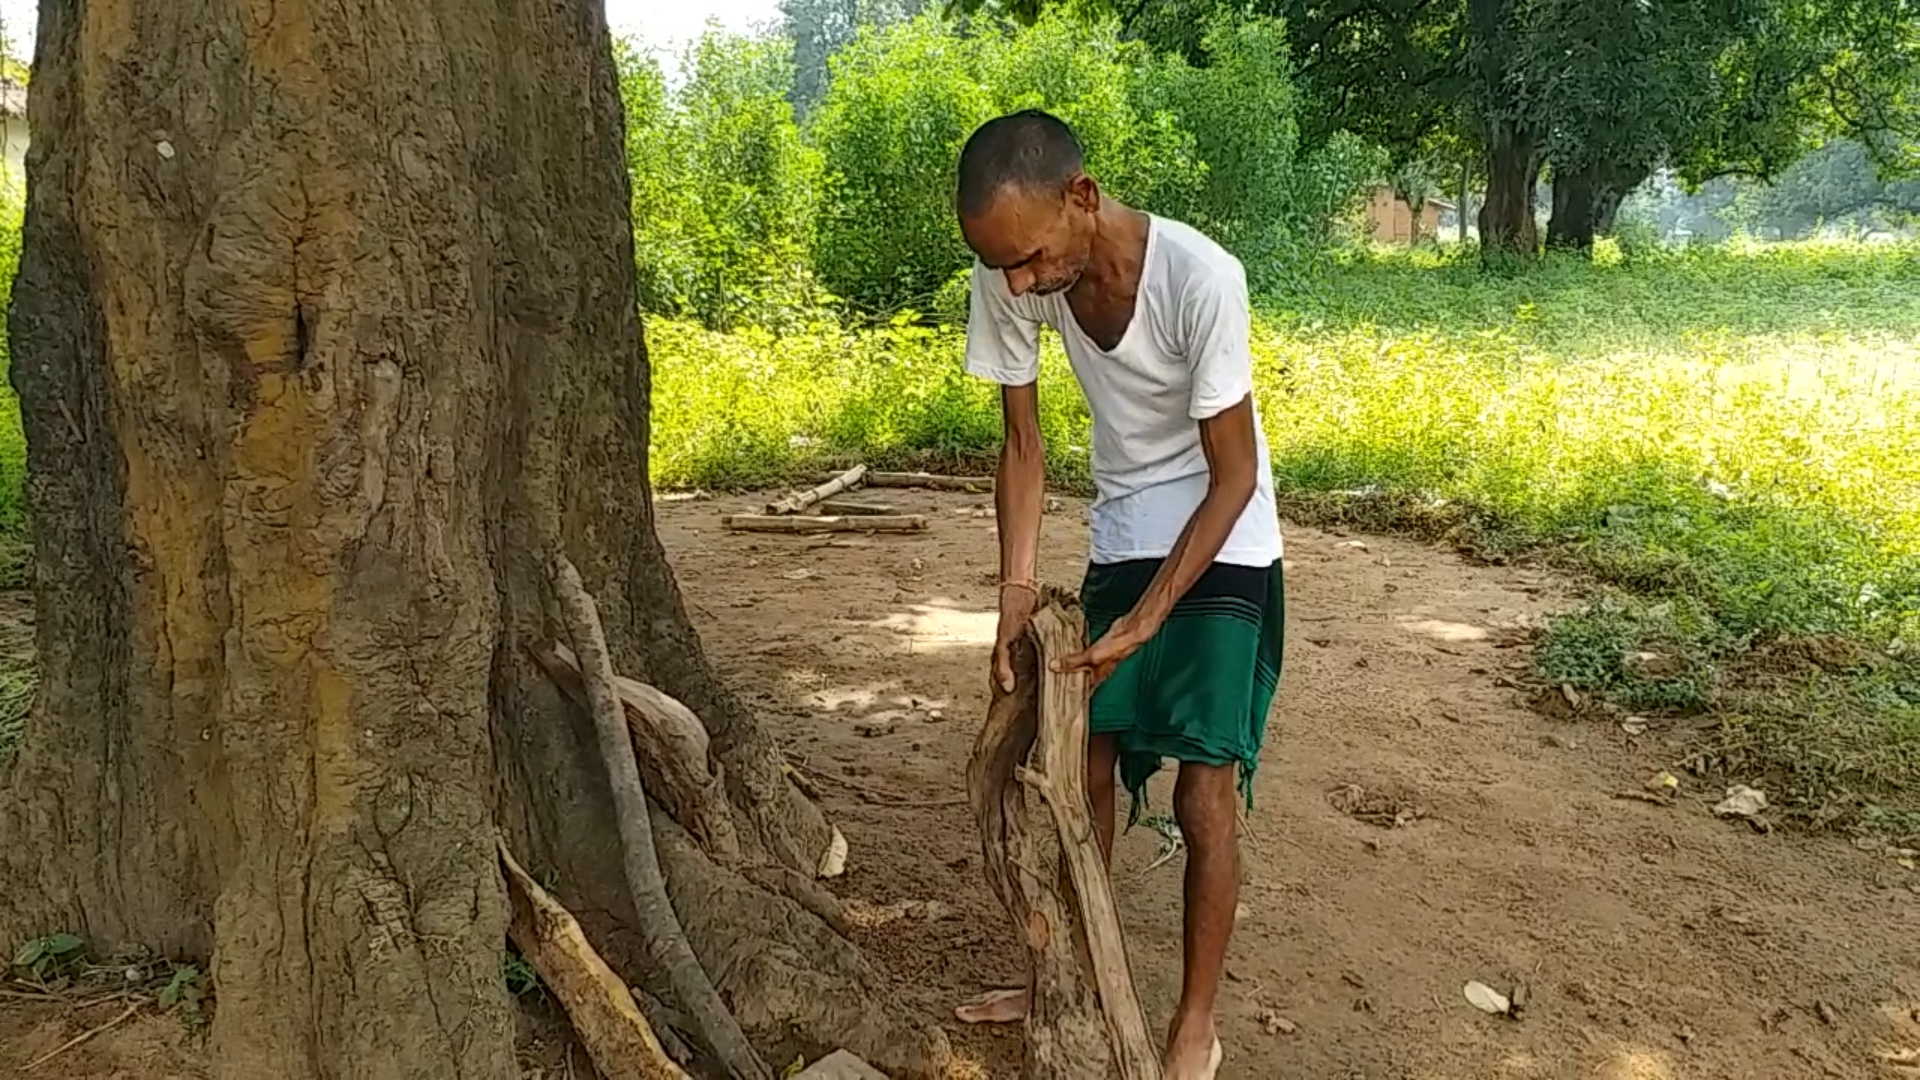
[1066,173,1101,213]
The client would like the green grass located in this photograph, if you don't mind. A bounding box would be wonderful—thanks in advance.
[649,240,1920,831]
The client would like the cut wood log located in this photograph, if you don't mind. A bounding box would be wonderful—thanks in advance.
[866,471,994,491]
[817,499,899,516]
[1023,606,1159,1077]
[767,464,868,515]
[722,514,927,534]
[499,839,694,1080]
[967,596,1161,1080]
[531,640,742,864]
[552,555,773,1080]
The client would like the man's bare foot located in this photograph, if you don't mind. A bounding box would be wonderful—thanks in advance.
[1163,1016,1222,1080]
[953,986,1030,1024]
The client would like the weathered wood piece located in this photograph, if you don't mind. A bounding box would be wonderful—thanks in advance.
[768,464,869,515]
[722,514,927,534]
[967,598,1162,1080]
[530,640,742,864]
[817,498,899,516]
[499,840,694,1080]
[552,555,773,1080]
[866,471,994,491]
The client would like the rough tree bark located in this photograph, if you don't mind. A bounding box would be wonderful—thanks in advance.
[1468,0,1540,259]
[1547,160,1649,253]
[1478,126,1542,258]
[0,1,947,1077]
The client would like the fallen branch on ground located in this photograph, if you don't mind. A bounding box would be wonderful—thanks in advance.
[552,554,772,1080]
[500,839,693,1080]
[969,596,1161,1079]
[767,464,868,516]
[722,514,927,534]
[865,471,994,491]
[817,499,899,516]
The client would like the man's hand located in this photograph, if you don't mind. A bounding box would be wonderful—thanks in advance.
[992,584,1041,693]
[1051,610,1159,689]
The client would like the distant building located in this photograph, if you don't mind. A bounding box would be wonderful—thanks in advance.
[1363,185,1454,245]
[0,78,25,192]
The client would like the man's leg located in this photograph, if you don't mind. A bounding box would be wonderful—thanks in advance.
[1088,732,1121,865]
[953,733,1122,1025]
[1164,761,1238,1078]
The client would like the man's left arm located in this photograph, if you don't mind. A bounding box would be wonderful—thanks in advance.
[1055,267,1260,683]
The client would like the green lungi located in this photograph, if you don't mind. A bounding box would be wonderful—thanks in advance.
[1081,557,1286,826]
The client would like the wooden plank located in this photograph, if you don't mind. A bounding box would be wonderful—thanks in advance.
[768,464,868,515]
[817,499,899,516]
[722,514,927,534]
[865,471,993,492]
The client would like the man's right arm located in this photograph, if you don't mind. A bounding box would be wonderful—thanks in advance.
[996,382,1046,589]
[962,258,1046,690]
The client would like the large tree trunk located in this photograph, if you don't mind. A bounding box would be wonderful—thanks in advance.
[1467,0,1539,259]
[0,1,945,1077]
[1547,160,1647,252]
[1478,125,1541,258]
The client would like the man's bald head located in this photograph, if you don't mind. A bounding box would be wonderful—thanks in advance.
[955,110,1101,297]
[955,109,1086,218]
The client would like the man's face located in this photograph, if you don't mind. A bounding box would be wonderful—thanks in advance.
[960,177,1098,298]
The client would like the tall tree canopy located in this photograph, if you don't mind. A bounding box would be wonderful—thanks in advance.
[966,0,1920,256]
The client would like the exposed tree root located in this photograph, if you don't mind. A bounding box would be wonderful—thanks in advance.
[553,554,772,1080]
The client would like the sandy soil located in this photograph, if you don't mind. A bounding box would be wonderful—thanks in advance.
[2,486,1916,1079]
[665,487,1920,1080]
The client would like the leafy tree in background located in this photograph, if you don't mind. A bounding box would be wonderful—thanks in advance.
[808,16,996,313]
[1526,0,1765,251]
[1014,0,1919,259]
[1729,139,1920,236]
[809,11,1375,312]
[618,32,826,330]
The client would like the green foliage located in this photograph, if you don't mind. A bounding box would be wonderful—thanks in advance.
[504,949,544,999]
[159,964,202,1010]
[1135,15,1382,291]
[977,12,1203,218]
[160,963,211,1036]
[805,11,1369,312]
[1728,140,1920,237]
[617,32,826,331]
[808,16,997,314]
[0,181,25,543]
[12,932,84,983]
[780,0,927,119]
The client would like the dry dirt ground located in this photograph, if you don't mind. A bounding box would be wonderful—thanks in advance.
[3,487,1917,1078]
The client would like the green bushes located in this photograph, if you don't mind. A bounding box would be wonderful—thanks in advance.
[624,11,1378,322]
[808,18,994,314]
[1134,16,1382,295]
[618,36,826,331]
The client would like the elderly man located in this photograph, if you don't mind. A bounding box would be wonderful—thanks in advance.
[950,108,1286,1080]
